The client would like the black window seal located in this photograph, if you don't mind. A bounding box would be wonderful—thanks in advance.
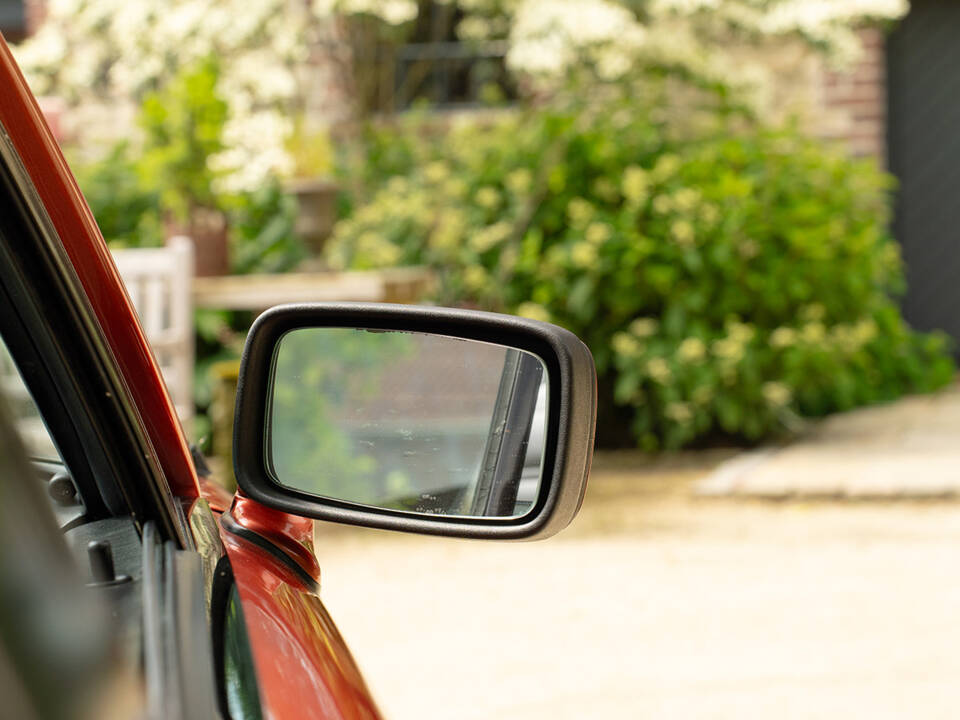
[209,555,264,720]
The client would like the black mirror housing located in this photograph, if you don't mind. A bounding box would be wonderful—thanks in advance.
[233,303,596,540]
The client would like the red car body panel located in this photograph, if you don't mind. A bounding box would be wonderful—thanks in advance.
[231,494,323,583]
[225,529,382,720]
[0,35,379,719]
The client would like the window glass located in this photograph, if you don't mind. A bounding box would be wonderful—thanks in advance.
[222,584,262,720]
[0,337,60,461]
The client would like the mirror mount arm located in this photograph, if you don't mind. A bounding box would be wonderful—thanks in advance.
[223,492,321,585]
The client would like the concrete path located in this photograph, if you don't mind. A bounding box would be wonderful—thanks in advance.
[313,451,960,719]
[696,384,960,499]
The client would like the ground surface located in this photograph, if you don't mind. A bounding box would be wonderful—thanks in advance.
[313,450,960,719]
[698,384,960,499]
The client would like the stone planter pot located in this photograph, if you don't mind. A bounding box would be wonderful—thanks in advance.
[287,177,338,256]
[165,207,229,276]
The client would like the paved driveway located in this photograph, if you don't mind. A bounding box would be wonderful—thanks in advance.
[698,384,960,500]
[313,451,960,719]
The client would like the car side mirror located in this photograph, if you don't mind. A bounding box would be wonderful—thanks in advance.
[233,303,596,540]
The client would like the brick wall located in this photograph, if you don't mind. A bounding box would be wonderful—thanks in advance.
[728,28,889,164]
[814,29,888,163]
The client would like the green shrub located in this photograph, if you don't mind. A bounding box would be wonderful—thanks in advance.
[327,99,954,449]
[71,58,303,273]
[226,181,303,274]
[137,56,227,220]
[69,143,163,249]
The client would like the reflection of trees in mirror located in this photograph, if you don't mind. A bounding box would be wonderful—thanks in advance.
[332,334,506,515]
[269,329,545,518]
[270,328,415,505]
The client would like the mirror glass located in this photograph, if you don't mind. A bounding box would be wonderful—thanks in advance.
[268,328,548,519]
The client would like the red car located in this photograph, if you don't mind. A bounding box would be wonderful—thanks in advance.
[0,38,596,720]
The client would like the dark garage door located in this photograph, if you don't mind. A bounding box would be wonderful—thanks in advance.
[887,0,960,345]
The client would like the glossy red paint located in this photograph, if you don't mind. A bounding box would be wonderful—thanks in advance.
[0,36,199,500]
[232,492,322,582]
[198,476,235,514]
[222,529,383,720]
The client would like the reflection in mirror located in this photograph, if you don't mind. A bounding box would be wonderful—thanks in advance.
[268,328,548,519]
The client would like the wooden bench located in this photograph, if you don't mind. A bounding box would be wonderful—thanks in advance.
[191,266,434,311]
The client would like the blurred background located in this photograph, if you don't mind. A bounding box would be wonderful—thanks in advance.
[6,0,960,716]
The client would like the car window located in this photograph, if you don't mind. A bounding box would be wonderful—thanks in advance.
[0,336,60,462]
[221,583,263,720]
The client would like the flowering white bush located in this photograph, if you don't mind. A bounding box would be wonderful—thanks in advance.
[14,0,908,190]
[313,0,418,25]
[500,0,907,108]
[651,0,907,64]
[13,0,416,193]
[508,0,647,78]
